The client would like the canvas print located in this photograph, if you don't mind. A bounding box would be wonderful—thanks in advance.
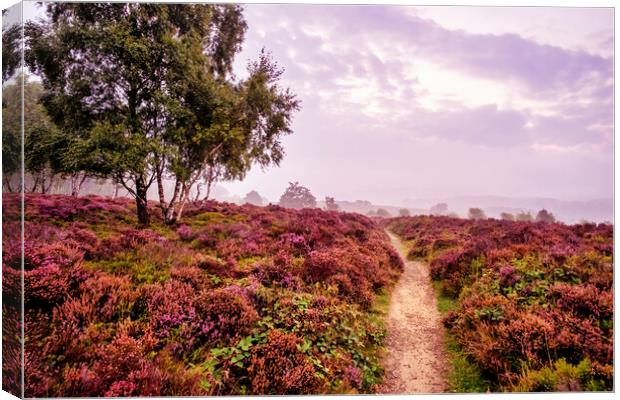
[1,1,614,397]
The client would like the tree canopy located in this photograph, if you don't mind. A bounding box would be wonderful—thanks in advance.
[25,3,299,225]
[516,211,534,222]
[430,203,448,215]
[243,190,264,206]
[376,208,391,217]
[2,77,66,193]
[535,209,556,223]
[2,16,21,83]
[500,212,515,221]
[279,182,316,209]
[468,207,486,220]
[325,196,339,211]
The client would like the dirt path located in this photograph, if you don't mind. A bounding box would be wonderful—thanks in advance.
[378,230,448,394]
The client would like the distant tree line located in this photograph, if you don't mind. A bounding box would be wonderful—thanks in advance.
[470,208,556,223]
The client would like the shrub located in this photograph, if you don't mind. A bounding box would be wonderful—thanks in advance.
[388,215,613,391]
[196,289,258,342]
[247,330,322,394]
[303,250,343,283]
[176,224,194,241]
[15,193,404,395]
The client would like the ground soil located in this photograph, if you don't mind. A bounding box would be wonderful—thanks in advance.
[378,231,449,394]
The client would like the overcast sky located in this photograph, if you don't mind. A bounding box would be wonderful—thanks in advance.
[221,4,614,205]
[18,2,614,205]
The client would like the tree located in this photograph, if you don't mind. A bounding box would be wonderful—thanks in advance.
[500,212,515,221]
[22,79,59,194]
[468,207,486,220]
[430,203,448,215]
[2,16,21,83]
[243,190,263,206]
[535,209,556,223]
[26,3,298,225]
[516,211,534,222]
[157,48,299,223]
[325,196,339,211]
[2,78,21,192]
[376,208,391,217]
[3,77,64,193]
[398,208,410,216]
[278,182,316,209]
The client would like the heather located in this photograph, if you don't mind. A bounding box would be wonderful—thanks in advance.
[4,193,403,396]
[387,215,613,392]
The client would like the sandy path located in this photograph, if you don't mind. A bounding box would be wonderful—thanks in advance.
[378,231,448,394]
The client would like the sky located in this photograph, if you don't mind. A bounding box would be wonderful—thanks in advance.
[15,1,615,206]
[221,4,614,205]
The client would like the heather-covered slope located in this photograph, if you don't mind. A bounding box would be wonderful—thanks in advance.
[2,193,403,396]
[387,216,613,392]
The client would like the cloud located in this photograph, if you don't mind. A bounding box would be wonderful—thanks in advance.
[410,105,530,147]
[319,6,612,94]
[236,5,612,150]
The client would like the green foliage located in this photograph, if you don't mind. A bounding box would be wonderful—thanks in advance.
[431,281,490,392]
[26,3,299,225]
[512,358,605,392]
[1,77,21,183]
[444,334,492,393]
[2,76,67,192]
[432,281,458,314]
[2,22,21,83]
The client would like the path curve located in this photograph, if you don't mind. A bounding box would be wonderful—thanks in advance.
[378,230,448,394]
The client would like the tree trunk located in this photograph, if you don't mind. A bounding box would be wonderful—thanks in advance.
[31,173,40,193]
[75,173,87,196]
[174,183,193,223]
[193,182,202,202]
[202,166,216,202]
[69,172,86,196]
[113,183,119,199]
[135,177,150,227]
[43,176,54,194]
[155,161,182,225]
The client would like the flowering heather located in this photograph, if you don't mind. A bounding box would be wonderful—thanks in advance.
[388,215,613,391]
[3,193,403,396]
